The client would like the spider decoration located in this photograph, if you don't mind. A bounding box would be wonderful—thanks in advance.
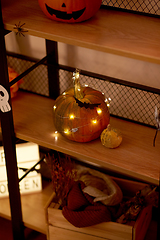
[13,22,28,37]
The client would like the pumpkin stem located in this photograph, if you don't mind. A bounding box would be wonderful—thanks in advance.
[73,69,84,100]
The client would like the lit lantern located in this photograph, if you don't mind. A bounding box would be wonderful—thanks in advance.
[53,69,110,142]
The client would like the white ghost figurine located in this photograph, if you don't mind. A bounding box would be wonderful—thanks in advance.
[0,85,11,113]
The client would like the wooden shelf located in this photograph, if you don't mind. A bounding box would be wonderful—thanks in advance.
[0,180,53,234]
[2,0,160,63]
[10,91,160,185]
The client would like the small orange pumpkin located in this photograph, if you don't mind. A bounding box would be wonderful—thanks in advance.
[8,67,22,98]
[53,70,110,142]
[38,0,102,23]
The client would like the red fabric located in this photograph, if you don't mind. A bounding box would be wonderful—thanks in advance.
[62,181,111,227]
[67,181,90,210]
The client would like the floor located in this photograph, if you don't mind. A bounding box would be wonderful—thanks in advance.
[0,217,46,240]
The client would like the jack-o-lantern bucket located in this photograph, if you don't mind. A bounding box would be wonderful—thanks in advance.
[38,0,102,23]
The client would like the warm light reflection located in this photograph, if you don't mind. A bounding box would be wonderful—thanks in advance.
[51,131,59,141]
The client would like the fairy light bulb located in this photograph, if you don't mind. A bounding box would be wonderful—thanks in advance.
[75,71,79,79]
[53,105,56,110]
[69,114,75,119]
[64,129,70,135]
[105,98,111,107]
[92,119,97,124]
[97,108,102,114]
[63,92,66,95]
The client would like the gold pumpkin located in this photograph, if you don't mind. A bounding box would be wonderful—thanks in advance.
[101,124,122,148]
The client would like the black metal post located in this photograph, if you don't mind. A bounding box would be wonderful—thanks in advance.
[46,39,60,99]
[0,2,25,239]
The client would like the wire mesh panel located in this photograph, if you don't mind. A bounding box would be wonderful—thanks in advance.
[7,54,159,128]
[64,73,159,127]
[102,0,160,16]
[7,55,49,96]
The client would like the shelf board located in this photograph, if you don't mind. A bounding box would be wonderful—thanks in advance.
[2,0,160,63]
[10,91,160,185]
[0,180,53,234]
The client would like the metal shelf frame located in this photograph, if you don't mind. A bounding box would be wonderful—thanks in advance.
[0,2,24,239]
[0,2,59,239]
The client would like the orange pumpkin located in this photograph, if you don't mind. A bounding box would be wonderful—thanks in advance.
[53,70,110,142]
[38,0,102,23]
[8,67,22,98]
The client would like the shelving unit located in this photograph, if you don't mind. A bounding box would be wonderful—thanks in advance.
[0,0,160,239]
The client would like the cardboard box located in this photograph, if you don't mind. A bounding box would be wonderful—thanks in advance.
[45,177,152,240]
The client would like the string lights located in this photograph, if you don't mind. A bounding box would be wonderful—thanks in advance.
[53,98,111,137]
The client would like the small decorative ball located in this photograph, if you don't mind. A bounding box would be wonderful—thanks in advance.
[101,124,122,148]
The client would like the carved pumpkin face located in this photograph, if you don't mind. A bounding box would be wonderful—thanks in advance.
[38,0,102,23]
